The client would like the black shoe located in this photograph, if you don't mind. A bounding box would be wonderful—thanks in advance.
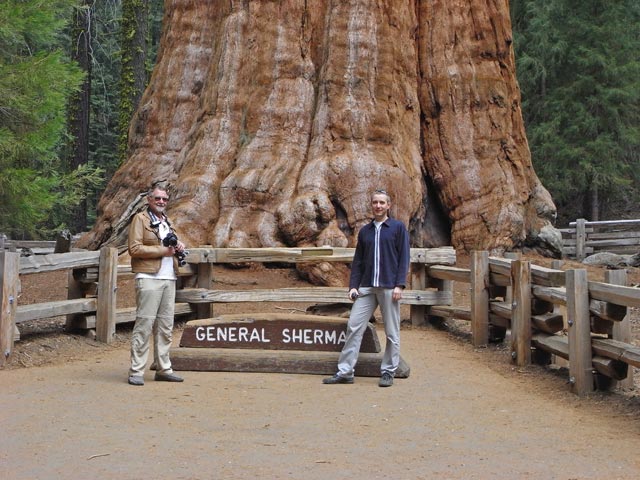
[322,374,354,385]
[128,375,144,386]
[154,372,184,382]
[379,372,394,387]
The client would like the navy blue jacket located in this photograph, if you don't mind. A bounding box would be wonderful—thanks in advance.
[349,217,410,290]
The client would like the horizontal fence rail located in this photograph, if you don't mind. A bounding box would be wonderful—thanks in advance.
[561,218,640,259]
[175,287,452,306]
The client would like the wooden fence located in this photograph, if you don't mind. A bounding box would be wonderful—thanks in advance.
[427,251,639,395]
[1,248,121,352]
[2,245,640,397]
[0,246,455,368]
[0,238,58,255]
[561,219,640,260]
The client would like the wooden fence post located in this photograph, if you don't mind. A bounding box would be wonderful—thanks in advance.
[503,252,521,304]
[605,269,634,389]
[197,262,215,320]
[471,250,489,346]
[575,218,586,260]
[96,247,118,344]
[66,269,86,330]
[426,275,452,328]
[0,251,20,367]
[511,260,531,366]
[410,262,426,326]
[566,269,593,395]
[549,259,568,367]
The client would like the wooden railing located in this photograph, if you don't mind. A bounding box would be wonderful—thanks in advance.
[0,246,456,367]
[428,252,638,395]
[2,245,639,397]
[1,249,119,353]
[0,239,58,256]
[175,246,454,322]
[560,218,640,260]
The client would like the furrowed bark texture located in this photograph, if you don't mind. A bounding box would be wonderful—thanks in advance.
[79,0,561,263]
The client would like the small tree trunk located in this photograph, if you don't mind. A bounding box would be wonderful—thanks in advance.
[590,183,599,221]
[67,0,93,232]
[118,0,149,162]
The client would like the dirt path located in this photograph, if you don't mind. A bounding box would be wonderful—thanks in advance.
[4,262,640,479]
[3,325,640,480]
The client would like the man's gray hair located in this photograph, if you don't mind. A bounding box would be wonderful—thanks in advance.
[147,180,169,196]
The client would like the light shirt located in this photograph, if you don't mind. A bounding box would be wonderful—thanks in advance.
[136,220,177,281]
[373,221,383,286]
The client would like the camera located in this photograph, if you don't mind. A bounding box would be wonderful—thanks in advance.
[162,232,188,267]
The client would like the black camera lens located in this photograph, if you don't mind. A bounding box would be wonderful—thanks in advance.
[162,232,178,247]
[161,232,187,265]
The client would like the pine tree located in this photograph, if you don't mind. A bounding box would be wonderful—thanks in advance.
[512,0,640,222]
[0,0,86,238]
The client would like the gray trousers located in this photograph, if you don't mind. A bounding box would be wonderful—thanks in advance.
[129,278,176,377]
[336,287,400,378]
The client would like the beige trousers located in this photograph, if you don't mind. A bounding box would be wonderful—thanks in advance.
[129,278,176,377]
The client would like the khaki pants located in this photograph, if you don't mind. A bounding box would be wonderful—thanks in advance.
[129,278,176,377]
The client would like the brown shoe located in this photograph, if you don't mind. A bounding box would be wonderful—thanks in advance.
[154,372,184,382]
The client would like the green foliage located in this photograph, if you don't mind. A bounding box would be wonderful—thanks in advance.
[147,0,164,72]
[512,0,640,222]
[0,164,103,238]
[0,1,85,169]
[0,169,59,238]
[49,163,105,235]
[0,0,92,238]
[0,0,164,237]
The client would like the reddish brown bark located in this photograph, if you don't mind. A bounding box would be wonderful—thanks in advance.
[79,0,561,261]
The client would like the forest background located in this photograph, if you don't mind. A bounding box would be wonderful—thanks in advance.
[0,0,638,241]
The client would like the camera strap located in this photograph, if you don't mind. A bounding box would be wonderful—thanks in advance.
[147,209,172,241]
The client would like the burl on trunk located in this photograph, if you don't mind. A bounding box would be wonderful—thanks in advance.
[79,0,561,262]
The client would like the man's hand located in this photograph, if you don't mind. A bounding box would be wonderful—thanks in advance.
[392,286,403,302]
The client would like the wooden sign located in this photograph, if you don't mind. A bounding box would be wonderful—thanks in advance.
[179,313,381,353]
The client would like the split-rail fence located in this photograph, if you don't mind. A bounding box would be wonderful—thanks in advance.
[1,246,639,396]
[561,218,640,260]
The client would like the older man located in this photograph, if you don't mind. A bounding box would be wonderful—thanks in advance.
[127,183,186,386]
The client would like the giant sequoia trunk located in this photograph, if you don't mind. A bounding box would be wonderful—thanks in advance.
[79,0,562,267]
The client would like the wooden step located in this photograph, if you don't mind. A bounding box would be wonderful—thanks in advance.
[170,347,410,378]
